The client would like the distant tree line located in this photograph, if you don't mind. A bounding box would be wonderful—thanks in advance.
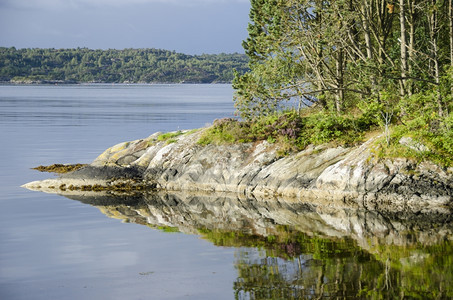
[0,47,249,84]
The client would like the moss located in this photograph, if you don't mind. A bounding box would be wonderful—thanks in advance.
[146,224,180,233]
[33,163,87,174]
[185,128,199,135]
[157,130,184,142]
[165,138,178,144]
[158,226,180,233]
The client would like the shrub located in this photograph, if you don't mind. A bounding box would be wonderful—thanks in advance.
[198,110,367,152]
[198,118,249,145]
[302,112,367,146]
[249,111,303,140]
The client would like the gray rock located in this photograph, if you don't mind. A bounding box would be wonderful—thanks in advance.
[399,136,429,152]
[22,128,453,213]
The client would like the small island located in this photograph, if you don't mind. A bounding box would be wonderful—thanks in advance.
[23,123,452,214]
[22,1,453,214]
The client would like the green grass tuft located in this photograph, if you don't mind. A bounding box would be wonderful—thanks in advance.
[197,103,452,167]
[157,131,184,142]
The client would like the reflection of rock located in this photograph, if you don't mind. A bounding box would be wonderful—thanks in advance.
[63,191,453,299]
[64,191,453,250]
[23,129,453,212]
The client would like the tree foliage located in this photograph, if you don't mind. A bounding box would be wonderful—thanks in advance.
[0,47,249,84]
[234,0,453,119]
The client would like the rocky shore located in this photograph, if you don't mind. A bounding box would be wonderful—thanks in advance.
[23,128,453,213]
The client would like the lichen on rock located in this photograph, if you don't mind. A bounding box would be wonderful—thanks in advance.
[22,129,453,213]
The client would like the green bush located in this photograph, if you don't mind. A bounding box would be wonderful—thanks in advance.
[197,99,452,166]
[302,112,371,146]
[368,91,453,167]
[198,118,250,145]
[198,110,371,152]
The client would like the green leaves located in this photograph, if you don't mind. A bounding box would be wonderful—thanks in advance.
[0,47,249,84]
[198,110,372,153]
[235,0,453,119]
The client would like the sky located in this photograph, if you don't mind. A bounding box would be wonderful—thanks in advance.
[0,0,251,54]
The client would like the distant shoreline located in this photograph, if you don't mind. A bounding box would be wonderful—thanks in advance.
[0,80,233,85]
[0,47,249,85]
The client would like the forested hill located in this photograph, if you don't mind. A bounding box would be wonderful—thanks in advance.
[0,47,249,84]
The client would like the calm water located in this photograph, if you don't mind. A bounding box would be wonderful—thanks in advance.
[1,84,452,299]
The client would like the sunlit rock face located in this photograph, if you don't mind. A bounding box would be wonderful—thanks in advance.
[23,129,453,212]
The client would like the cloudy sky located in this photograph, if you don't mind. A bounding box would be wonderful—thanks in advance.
[0,0,251,54]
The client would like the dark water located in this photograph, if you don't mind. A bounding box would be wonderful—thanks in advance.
[1,84,452,299]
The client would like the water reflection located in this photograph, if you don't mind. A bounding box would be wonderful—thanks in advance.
[63,191,453,299]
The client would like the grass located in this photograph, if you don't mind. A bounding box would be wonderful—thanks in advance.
[157,131,184,142]
[371,123,453,167]
[197,105,453,167]
[157,129,199,144]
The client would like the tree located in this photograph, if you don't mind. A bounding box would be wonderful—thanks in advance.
[234,0,453,120]
[0,47,249,84]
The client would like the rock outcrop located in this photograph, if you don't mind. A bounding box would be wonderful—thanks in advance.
[23,128,453,212]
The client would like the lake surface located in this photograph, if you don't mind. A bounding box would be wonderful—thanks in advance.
[1,84,452,299]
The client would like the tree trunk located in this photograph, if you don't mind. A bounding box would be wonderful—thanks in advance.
[335,49,344,112]
[450,0,453,66]
[450,0,453,96]
[360,1,373,60]
[407,0,416,96]
[377,0,389,65]
[360,0,377,97]
[315,0,327,109]
[428,0,444,117]
[399,0,408,97]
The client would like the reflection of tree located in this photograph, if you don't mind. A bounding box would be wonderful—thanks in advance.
[366,241,453,299]
[64,192,453,299]
[232,239,453,299]
[199,226,391,298]
[232,238,383,299]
